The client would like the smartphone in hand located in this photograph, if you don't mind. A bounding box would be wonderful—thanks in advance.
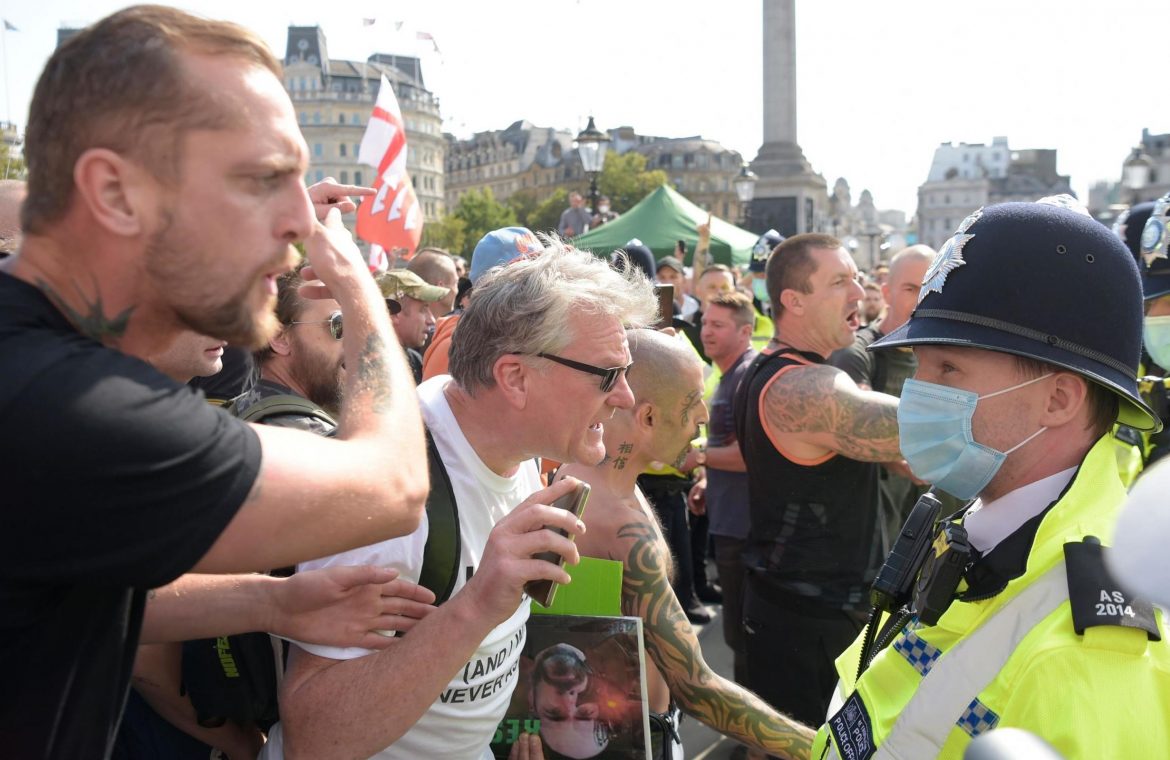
[653,284,675,330]
[525,482,591,608]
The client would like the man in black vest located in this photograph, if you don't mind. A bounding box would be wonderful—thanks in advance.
[734,233,903,728]
[830,245,936,550]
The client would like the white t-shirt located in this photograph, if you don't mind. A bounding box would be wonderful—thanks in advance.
[263,376,542,760]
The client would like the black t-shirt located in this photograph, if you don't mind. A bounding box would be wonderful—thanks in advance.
[0,273,262,759]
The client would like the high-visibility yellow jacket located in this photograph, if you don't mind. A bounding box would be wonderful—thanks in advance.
[812,435,1170,759]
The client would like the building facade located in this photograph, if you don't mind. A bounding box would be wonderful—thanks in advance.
[283,26,446,221]
[444,122,745,219]
[917,138,1073,250]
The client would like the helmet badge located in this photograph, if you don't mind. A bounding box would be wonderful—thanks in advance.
[919,208,983,304]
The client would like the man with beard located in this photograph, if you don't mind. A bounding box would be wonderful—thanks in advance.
[3,7,440,756]
[559,330,814,760]
[234,268,348,432]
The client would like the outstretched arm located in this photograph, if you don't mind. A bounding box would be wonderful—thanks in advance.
[616,521,814,759]
[764,363,901,462]
[140,566,436,646]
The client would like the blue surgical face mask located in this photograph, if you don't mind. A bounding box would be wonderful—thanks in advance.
[897,374,1051,500]
[1143,315,1170,370]
[752,278,770,304]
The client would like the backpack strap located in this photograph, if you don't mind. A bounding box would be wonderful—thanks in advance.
[418,430,461,605]
[232,394,337,428]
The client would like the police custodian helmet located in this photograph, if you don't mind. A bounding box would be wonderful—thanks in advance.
[873,199,1161,432]
[1114,200,1170,301]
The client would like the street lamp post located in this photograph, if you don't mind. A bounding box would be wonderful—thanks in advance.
[574,116,611,216]
[734,163,758,228]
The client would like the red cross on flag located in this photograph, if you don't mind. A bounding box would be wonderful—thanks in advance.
[356,74,423,269]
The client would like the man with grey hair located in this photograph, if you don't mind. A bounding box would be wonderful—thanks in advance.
[269,239,658,759]
[830,244,937,541]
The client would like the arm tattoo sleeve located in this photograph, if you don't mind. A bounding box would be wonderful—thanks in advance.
[617,522,815,758]
[765,364,900,462]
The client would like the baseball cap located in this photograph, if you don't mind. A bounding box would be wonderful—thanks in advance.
[469,227,544,284]
[656,255,685,276]
[377,269,449,314]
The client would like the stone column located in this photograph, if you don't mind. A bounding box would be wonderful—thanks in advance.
[762,0,797,146]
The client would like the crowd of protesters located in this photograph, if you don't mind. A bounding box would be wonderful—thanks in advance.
[4,6,1170,760]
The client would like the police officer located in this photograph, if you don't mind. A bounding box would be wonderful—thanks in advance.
[1117,196,1170,468]
[813,199,1170,758]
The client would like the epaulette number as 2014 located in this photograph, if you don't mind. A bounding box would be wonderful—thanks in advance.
[1064,540,1161,641]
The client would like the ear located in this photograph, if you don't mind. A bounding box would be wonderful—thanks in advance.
[779,288,804,315]
[492,354,530,410]
[881,281,892,302]
[268,327,294,357]
[634,400,655,433]
[738,322,754,340]
[1039,372,1089,428]
[72,148,157,238]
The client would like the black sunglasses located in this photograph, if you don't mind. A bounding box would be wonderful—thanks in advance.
[536,352,632,393]
[289,310,343,340]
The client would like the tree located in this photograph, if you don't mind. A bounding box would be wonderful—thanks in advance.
[451,188,517,254]
[505,190,542,232]
[597,152,668,213]
[526,188,569,237]
[419,213,467,256]
[0,141,26,181]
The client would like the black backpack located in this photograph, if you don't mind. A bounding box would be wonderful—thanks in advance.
[180,394,460,727]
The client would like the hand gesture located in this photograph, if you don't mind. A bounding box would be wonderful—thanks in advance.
[698,213,712,242]
[299,206,371,301]
[269,565,436,650]
[688,477,707,516]
[307,177,376,221]
[459,478,586,624]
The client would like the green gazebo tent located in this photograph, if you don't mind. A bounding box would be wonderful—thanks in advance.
[571,184,758,268]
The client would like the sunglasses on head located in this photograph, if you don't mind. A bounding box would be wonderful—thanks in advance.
[536,352,632,393]
[289,310,343,340]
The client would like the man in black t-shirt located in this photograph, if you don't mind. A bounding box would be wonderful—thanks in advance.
[0,8,435,757]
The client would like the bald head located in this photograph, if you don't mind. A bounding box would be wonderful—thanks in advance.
[408,249,459,317]
[0,180,27,256]
[888,244,934,282]
[627,329,703,409]
[883,244,936,333]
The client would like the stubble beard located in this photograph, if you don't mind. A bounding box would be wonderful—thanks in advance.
[145,208,293,349]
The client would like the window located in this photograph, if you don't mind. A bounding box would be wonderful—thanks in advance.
[340,170,349,184]
[354,170,363,185]
[315,170,324,182]
[313,111,322,125]
[313,143,323,157]
[338,113,345,124]
[352,114,361,125]
[299,112,307,125]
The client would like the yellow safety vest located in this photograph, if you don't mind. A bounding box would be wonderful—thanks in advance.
[751,311,772,353]
[812,435,1170,759]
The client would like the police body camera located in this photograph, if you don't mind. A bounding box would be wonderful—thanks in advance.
[911,520,971,625]
[870,492,942,613]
